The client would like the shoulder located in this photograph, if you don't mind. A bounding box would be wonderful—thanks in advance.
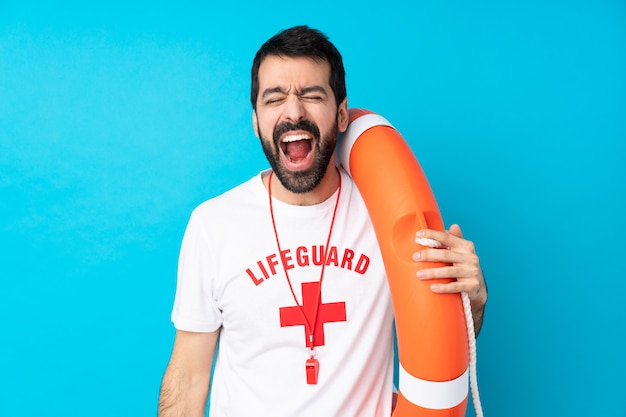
[183,172,269,237]
[193,172,266,216]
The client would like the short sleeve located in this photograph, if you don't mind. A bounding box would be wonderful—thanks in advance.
[171,210,223,332]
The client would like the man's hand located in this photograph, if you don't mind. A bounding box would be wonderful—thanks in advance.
[412,224,488,335]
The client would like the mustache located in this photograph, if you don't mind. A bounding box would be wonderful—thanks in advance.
[273,120,320,144]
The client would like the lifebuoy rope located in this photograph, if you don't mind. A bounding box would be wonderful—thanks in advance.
[462,291,484,417]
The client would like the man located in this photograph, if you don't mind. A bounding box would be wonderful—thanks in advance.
[158,25,487,417]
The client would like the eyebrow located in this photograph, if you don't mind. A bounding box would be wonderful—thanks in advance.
[261,85,329,100]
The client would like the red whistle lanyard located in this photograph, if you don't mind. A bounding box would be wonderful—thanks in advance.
[268,170,342,384]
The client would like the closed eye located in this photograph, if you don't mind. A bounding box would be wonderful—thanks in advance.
[264,97,285,105]
[260,85,328,106]
[302,95,323,102]
[299,86,328,102]
[261,87,287,105]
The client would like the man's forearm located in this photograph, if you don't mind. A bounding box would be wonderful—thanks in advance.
[158,365,209,417]
[471,302,485,337]
[470,284,487,337]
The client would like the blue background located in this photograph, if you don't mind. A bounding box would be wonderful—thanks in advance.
[1,1,625,416]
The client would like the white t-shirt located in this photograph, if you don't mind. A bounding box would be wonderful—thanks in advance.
[172,168,394,417]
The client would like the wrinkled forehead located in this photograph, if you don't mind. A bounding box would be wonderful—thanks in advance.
[257,55,332,93]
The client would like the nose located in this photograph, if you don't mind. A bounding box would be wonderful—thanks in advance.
[282,94,305,123]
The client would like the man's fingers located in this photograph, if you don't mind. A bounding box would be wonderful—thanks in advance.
[415,263,480,281]
[416,228,475,254]
[430,278,483,298]
[448,223,463,239]
[413,247,478,266]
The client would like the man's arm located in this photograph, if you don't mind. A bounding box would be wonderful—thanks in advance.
[158,329,220,417]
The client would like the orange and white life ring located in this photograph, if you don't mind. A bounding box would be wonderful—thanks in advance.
[339,109,470,417]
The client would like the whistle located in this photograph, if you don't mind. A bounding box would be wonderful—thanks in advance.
[306,357,319,385]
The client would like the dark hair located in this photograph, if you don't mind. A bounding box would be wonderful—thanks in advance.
[250,25,346,110]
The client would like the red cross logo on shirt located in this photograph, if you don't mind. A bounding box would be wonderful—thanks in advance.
[279,281,347,347]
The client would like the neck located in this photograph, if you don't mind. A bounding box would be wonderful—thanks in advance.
[264,160,341,206]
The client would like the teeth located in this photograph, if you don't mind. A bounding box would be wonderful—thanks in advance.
[282,134,310,143]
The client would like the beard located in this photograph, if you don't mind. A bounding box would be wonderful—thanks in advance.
[259,116,338,194]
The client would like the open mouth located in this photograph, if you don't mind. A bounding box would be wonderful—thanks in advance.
[280,133,313,162]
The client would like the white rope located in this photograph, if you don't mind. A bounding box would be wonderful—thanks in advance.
[462,291,484,417]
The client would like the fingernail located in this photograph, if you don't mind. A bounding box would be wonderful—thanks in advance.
[416,230,425,237]
[430,284,440,292]
[412,252,421,261]
[417,270,426,279]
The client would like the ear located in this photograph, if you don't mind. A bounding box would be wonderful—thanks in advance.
[337,98,349,133]
[252,110,259,138]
